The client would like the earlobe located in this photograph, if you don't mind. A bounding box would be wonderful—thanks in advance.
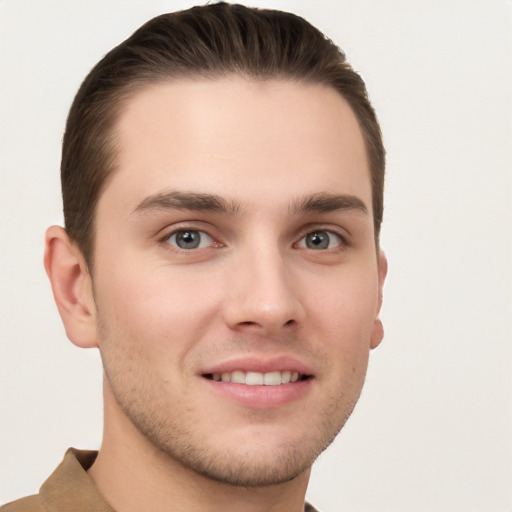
[370,250,388,350]
[44,226,98,348]
[370,318,384,349]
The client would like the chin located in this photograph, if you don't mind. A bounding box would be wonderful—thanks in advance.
[162,441,319,487]
[137,414,346,488]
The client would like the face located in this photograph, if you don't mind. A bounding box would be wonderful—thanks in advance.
[90,77,385,486]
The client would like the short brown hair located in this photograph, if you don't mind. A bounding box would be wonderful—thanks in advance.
[62,2,385,267]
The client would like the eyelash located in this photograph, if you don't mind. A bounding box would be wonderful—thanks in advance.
[295,229,347,251]
[159,226,349,253]
[158,225,221,252]
[163,229,216,250]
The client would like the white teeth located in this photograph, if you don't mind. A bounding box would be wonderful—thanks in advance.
[245,372,264,385]
[263,371,282,385]
[231,370,245,384]
[210,370,304,386]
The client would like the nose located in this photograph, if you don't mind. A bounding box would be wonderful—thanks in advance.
[222,246,305,335]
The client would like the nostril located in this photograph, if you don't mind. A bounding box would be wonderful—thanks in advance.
[238,319,296,329]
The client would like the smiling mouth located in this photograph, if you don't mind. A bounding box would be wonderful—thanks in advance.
[203,370,310,386]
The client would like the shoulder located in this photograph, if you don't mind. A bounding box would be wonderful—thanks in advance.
[1,495,46,512]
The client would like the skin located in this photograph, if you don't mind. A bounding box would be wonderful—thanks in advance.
[45,77,386,512]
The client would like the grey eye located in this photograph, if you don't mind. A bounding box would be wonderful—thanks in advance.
[167,230,212,250]
[298,230,342,250]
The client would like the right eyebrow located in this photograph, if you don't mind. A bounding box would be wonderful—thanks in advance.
[131,190,242,216]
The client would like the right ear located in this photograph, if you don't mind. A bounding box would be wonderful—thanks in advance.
[44,226,98,348]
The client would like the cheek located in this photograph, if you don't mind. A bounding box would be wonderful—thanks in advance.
[94,259,225,353]
[309,267,378,362]
[315,267,378,329]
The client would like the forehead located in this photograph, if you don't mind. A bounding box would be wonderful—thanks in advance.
[102,77,371,215]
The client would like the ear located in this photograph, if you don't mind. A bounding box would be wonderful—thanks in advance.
[370,250,387,350]
[44,226,98,348]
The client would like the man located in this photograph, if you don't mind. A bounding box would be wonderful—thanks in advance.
[2,3,386,511]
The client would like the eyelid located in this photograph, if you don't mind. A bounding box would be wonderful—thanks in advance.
[165,229,213,249]
[156,222,349,252]
[157,222,222,250]
[296,229,346,250]
[294,223,350,246]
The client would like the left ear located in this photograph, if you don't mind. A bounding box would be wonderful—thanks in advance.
[370,250,387,349]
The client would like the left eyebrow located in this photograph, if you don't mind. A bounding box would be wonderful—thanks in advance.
[290,193,369,216]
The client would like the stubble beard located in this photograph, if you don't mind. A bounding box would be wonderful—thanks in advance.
[102,364,361,488]
[97,317,365,488]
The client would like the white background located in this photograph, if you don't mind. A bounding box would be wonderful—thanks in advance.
[1,1,511,510]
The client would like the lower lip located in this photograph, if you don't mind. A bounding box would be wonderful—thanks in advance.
[202,377,313,409]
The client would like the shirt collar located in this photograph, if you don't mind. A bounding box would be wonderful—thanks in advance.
[40,448,115,512]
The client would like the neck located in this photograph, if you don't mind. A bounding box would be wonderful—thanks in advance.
[88,382,311,512]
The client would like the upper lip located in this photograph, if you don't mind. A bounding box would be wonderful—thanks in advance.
[200,355,314,376]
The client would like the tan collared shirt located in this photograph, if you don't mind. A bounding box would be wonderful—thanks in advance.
[2,449,114,512]
[2,449,319,512]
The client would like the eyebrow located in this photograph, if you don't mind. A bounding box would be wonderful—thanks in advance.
[132,190,368,218]
[132,191,241,216]
[290,193,368,216]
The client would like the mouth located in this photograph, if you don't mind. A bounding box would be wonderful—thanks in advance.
[203,370,311,386]
[200,356,314,407]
